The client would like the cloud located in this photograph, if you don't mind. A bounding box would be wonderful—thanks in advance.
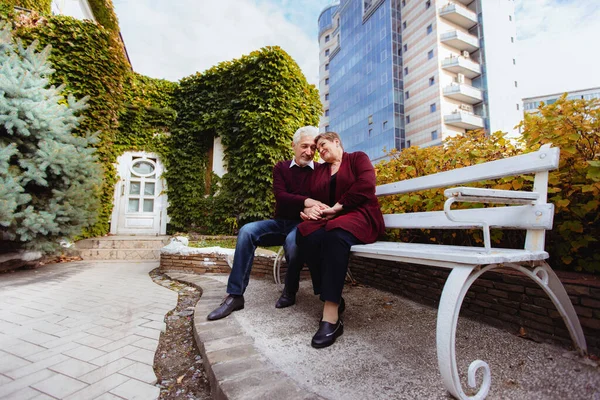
[515,0,600,97]
[113,0,322,85]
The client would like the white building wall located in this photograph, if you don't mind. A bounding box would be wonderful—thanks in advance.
[479,0,521,136]
[51,0,95,20]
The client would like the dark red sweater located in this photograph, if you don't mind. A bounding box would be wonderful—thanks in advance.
[272,160,316,220]
[297,152,385,243]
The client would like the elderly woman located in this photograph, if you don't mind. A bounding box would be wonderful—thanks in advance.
[297,132,384,348]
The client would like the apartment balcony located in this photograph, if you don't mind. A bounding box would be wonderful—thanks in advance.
[455,0,474,5]
[443,83,483,104]
[444,112,484,130]
[439,3,477,29]
[440,30,479,52]
[441,57,481,79]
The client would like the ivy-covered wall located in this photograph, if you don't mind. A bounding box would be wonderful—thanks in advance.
[6,0,51,14]
[165,46,321,234]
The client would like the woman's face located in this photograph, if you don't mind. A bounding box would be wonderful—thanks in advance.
[317,138,340,162]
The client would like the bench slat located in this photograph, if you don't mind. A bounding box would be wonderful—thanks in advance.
[351,241,549,266]
[376,147,559,197]
[383,204,554,229]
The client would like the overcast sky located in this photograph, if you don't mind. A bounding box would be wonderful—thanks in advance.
[59,0,600,99]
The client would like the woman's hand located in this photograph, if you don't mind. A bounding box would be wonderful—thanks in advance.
[301,205,324,221]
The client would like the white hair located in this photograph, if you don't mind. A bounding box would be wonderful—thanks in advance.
[292,126,319,145]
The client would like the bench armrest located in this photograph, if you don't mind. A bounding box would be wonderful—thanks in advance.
[444,187,539,205]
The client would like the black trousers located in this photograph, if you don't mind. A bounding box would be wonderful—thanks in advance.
[297,228,362,303]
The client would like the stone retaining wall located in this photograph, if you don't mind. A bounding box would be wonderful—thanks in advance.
[348,255,600,354]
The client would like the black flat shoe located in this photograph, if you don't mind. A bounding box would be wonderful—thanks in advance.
[207,295,244,321]
[311,319,344,348]
[275,288,296,308]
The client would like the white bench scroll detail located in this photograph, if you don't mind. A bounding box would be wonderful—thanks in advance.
[351,144,587,400]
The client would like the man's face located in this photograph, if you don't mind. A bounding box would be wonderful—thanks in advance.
[292,135,316,166]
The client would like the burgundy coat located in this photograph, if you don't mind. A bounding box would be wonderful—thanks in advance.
[297,151,385,243]
[272,160,316,220]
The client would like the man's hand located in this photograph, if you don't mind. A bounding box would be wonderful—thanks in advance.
[304,198,328,209]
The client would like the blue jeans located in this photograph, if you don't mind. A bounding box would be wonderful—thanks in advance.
[227,219,300,295]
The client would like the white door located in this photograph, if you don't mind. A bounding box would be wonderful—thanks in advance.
[110,152,168,235]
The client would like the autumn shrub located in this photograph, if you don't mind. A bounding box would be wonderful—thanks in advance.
[518,95,600,273]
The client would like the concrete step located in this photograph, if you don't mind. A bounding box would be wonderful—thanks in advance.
[75,236,170,260]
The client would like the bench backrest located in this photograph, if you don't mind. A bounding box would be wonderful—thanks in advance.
[375,145,560,252]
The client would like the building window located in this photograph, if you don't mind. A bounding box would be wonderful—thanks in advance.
[513,58,516,65]
[380,28,386,40]
[403,43,408,52]
[406,115,410,124]
[383,120,388,130]
[404,67,409,76]
[368,115,373,125]
[325,93,329,101]
[367,62,373,73]
[403,21,407,30]
[381,72,388,84]
[406,139,411,147]
[325,109,329,116]
[405,90,410,99]
[325,78,329,85]
[514,80,518,87]
[380,50,387,61]
[325,35,330,43]
[429,76,435,86]
[325,63,329,71]
[509,15,512,21]
[511,37,514,43]
[426,1,431,9]
[427,24,433,34]
[402,0,406,7]
[325,49,330,56]
[428,50,434,60]
[430,103,436,113]
[368,128,373,137]
[431,130,438,140]
[325,125,330,131]
[516,103,520,111]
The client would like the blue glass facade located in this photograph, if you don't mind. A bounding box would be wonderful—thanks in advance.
[328,0,404,162]
[318,5,338,39]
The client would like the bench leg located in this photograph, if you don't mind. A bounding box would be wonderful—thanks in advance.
[273,247,285,285]
[505,261,587,355]
[437,262,588,400]
[437,265,491,400]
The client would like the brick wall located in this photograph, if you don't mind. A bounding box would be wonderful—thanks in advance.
[348,255,600,355]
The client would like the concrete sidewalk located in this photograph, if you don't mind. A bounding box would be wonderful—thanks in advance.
[169,272,600,400]
[0,261,176,399]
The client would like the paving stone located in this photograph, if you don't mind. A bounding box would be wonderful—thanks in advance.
[131,337,159,351]
[98,334,146,353]
[0,351,31,373]
[117,361,158,384]
[20,330,60,346]
[78,358,136,384]
[2,386,45,400]
[210,354,269,381]
[205,343,259,365]
[32,373,88,398]
[89,345,140,367]
[124,348,155,365]
[24,341,80,363]
[64,373,130,400]
[109,377,160,399]
[196,325,244,342]
[92,393,124,400]
[203,334,254,353]
[0,339,47,359]
[0,373,13,385]
[63,344,107,362]
[74,334,114,349]
[49,357,100,378]
[4,353,68,379]
[0,369,56,398]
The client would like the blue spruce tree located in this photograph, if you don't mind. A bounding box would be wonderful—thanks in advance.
[0,23,102,252]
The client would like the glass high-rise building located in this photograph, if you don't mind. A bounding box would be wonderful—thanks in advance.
[318,0,522,162]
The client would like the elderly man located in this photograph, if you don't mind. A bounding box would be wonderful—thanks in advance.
[207,126,324,320]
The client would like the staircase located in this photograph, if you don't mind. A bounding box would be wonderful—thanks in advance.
[74,236,170,260]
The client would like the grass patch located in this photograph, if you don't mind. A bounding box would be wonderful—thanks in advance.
[188,238,280,253]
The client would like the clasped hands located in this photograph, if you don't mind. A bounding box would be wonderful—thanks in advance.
[300,199,343,221]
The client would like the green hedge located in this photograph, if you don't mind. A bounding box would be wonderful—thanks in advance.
[166,46,321,233]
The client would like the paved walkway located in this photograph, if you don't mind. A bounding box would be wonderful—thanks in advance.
[0,261,176,399]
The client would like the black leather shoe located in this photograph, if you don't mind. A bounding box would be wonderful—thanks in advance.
[338,297,345,315]
[207,295,244,321]
[275,288,296,308]
[311,319,344,348]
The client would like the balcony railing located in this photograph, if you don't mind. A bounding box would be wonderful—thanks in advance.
[444,111,484,130]
[443,83,483,104]
[440,30,479,52]
[439,3,478,29]
[441,57,481,78]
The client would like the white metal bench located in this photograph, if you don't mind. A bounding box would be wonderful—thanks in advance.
[350,144,587,399]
